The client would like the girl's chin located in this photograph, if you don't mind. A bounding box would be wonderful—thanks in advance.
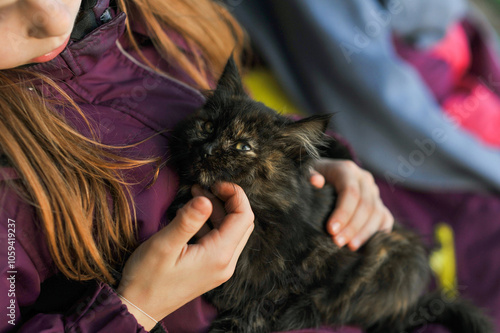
[29,36,71,63]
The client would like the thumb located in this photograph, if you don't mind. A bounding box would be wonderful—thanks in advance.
[159,196,213,251]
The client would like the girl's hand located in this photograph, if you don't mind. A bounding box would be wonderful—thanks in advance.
[310,159,394,251]
[116,182,254,330]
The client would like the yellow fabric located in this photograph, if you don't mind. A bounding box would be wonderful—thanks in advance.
[243,68,304,116]
[430,223,458,296]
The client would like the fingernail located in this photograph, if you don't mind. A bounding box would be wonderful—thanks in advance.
[331,222,341,234]
[350,238,360,249]
[336,236,346,247]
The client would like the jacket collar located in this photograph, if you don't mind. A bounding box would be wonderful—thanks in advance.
[26,0,125,80]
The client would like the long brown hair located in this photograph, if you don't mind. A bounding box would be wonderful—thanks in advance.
[118,0,246,90]
[0,0,245,283]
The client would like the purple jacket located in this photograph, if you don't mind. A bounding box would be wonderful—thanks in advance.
[0,1,362,332]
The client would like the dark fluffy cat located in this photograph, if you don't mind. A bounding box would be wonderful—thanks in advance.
[167,57,493,333]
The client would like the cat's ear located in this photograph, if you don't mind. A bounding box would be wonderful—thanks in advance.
[215,55,246,97]
[280,114,332,161]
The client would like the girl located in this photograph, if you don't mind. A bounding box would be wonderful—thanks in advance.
[0,0,393,331]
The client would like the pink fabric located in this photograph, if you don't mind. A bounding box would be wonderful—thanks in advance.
[399,23,500,148]
[442,77,500,147]
[430,24,471,81]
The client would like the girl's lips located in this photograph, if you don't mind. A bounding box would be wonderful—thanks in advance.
[29,36,71,63]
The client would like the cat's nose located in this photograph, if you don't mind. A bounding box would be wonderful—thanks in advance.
[203,143,216,158]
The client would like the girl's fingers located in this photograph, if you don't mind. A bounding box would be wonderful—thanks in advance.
[191,185,217,239]
[194,223,212,239]
[192,185,226,227]
[380,207,395,232]
[334,181,373,248]
[327,180,360,236]
[228,219,255,269]
[158,196,212,253]
[315,158,394,250]
[309,168,326,189]
[206,182,255,254]
[348,207,384,250]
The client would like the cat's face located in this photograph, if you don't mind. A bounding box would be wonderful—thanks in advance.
[169,57,331,192]
[175,99,287,189]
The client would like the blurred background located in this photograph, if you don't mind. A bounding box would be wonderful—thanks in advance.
[473,0,500,31]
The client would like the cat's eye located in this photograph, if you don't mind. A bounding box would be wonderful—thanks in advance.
[204,121,214,133]
[235,142,252,151]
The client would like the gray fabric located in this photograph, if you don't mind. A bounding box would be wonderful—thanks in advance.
[386,0,468,48]
[233,0,500,192]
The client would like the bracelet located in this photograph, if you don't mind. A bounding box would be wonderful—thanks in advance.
[117,293,158,325]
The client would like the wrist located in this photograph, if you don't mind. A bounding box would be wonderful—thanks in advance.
[117,293,158,331]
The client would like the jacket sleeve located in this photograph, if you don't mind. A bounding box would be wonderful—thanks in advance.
[233,0,500,192]
[0,169,167,333]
